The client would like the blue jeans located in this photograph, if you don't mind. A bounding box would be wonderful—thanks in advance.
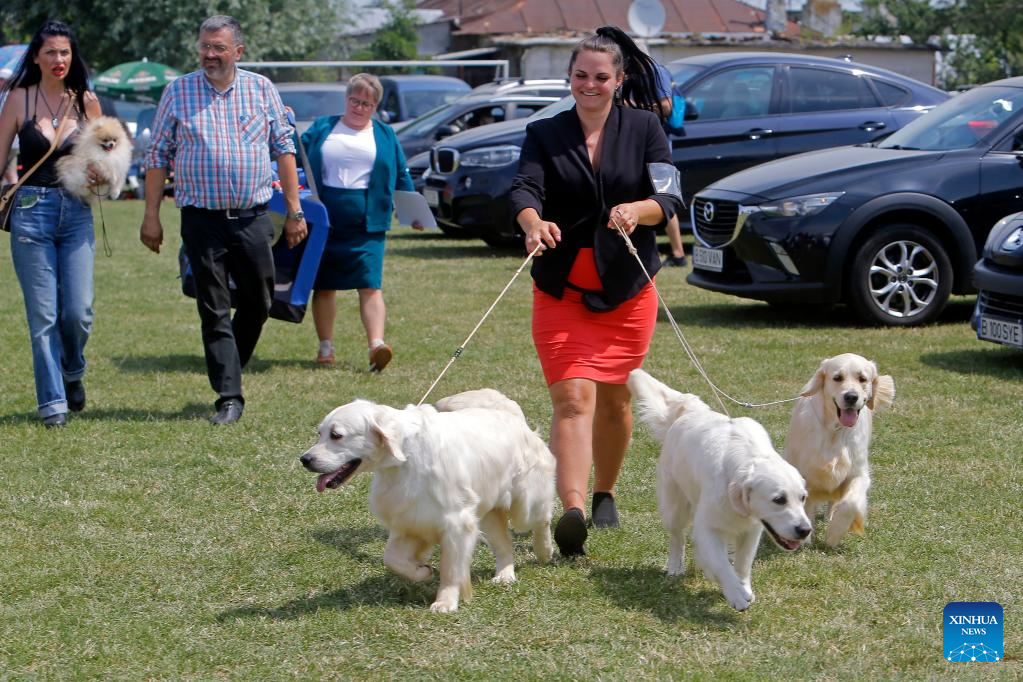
[9,186,95,418]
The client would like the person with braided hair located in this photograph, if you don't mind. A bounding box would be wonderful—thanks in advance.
[510,26,683,558]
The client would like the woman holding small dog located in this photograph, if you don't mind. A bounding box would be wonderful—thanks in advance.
[510,27,682,557]
[0,20,102,428]
[300,73,421,372]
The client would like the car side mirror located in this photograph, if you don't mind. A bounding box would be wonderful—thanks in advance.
[684,99,700,121]
[436,124,459,140]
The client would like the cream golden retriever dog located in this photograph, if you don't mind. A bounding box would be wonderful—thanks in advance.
[628,369,812,611]
[299,389,554,613]
[785,353,895,547]
[56,116,132,203]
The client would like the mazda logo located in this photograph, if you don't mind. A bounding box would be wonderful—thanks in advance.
[702,201,715,223]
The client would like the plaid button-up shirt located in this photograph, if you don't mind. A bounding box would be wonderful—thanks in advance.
[146,68,295,210]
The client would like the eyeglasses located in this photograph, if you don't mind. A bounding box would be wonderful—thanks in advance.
[196,42,233,55]
[346,96,376,110]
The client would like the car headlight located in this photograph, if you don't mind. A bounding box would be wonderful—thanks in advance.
[757,192,844,218]
[458,145,521,168]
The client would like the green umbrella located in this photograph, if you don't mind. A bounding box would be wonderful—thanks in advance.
[94,59,182,100]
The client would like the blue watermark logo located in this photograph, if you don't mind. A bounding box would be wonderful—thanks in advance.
[943,602,1002,662]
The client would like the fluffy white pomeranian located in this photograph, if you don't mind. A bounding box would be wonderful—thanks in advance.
[56,116,132,203]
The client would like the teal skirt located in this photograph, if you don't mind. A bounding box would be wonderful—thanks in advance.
[314,186,385,290]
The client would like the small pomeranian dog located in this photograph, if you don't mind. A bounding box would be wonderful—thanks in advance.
[56,116,132,203]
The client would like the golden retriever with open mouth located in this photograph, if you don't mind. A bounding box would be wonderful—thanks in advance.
[628,369,812,611]
[299,389,554,613]
[785,353,895,547]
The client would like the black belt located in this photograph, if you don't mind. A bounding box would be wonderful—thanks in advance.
[185,203,269,220]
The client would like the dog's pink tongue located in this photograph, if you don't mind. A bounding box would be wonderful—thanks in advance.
[839,408,859,428]
[316,473,332,493]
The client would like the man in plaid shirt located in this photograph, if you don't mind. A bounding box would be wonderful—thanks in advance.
[140,14,307,425]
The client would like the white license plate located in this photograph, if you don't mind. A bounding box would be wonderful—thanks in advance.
[693,245,724,272]
[423,188,439,208]
[979,315,1023,348]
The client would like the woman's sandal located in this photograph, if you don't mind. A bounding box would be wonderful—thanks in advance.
[554,507,587,558]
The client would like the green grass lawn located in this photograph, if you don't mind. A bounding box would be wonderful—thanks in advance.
[1,200,1020,679]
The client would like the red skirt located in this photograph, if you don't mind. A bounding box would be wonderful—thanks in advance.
[532,248,657,385]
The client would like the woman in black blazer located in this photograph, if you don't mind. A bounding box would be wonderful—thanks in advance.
[510,27,682,557]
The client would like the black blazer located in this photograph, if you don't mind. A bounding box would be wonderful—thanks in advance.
[510,105,681,311]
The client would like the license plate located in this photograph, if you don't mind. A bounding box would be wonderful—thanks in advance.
[693,245,724,272]
[978,315,1023,348]
[423,188,439,208]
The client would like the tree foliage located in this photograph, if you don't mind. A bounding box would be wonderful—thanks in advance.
[857,0,1023,88]
[0,0,351,74]
[354,0,419,63]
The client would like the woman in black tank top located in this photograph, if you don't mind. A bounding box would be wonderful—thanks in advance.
[0,20,102,428]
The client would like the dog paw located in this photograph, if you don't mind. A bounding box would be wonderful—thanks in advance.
[429,599,459,614]
[666,555,686,576]
[492,567,516,585]
[725,585,754,611]
[412,564,433,582]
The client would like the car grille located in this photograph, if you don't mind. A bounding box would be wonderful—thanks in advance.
[432,148,459,174]
[408,166,425,180]
[978,289,1023,319]
[692,197,740,248]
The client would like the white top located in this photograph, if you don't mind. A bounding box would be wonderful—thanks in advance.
[320,120,376,189]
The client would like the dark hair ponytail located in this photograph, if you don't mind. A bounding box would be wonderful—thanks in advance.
[5,20,92,118]
[569,26,666,121]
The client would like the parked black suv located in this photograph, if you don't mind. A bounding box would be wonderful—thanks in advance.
[687,77,1023,327]
[421,52,947,247]
[972,212,1023,349]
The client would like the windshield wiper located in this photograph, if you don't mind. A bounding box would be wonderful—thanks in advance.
[884,144,921,150]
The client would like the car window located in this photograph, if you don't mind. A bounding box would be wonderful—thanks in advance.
[510,103,547,119]
[382,90,400,119]
[880,85,1023,151]
[667,64,705,89]
[872,79,910,107]
[456,106,505,130]
[278,89,347,120]
[402,103,460,137]
[686,67,775,120]
[403,91,466,119]
[788,67,878,112]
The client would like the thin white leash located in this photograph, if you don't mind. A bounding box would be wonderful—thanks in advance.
[417,243,544,406]
[610,210,799,417]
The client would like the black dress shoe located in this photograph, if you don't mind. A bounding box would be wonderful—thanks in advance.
[591,492,620,529]
[65,380,86,412]
[662,254,688,267]
[554,507,587,558]
[43,413,67,428]
[210,399,244,425]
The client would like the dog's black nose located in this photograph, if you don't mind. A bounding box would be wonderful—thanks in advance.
[300,453,314,468]
[842,391,859,406]
[795,525,812,539]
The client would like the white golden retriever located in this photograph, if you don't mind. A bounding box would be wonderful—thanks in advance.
[628,369,812,611]
[785,353,895,547]
[300,389,554,613]
[56,115,132,203]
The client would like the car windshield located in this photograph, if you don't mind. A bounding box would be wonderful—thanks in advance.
[667,63,705,89]
[403,90,467,119]
[879,85,1023,151]
[401,102,461,137]
[278,88,347,120]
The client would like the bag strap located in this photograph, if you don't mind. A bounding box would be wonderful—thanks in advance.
[1,107,73,203]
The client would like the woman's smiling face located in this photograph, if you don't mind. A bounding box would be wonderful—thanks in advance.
[569,49,622,113]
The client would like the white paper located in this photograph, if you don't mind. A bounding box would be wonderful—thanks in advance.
[393,190,438,229]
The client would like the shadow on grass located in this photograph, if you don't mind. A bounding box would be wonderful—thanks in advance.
[112,354,317,374]
[589,566,737,627]
[0,402,212,425]
[312,525,388,563]
[920,346,1023,378]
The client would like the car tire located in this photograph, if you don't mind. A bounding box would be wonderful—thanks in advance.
[437,223,472,238]
[847,224,953,326]
[480,231,523,249]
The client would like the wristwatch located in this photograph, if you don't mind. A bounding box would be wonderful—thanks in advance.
[286,209,305,220]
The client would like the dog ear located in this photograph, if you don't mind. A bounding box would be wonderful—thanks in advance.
[370,410,406,465]
[799,360,827,397]
[869,373,896,413]
[728,479,752,517]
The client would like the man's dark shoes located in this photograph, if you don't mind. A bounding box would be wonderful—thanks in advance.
[65,380,86,412]
[591,492,620,529]
[210,399,243,425]
[663,253,688,267]
[43,413,67,429]
[554,507,587,558]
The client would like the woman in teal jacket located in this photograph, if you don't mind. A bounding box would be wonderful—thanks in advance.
[300,73,417,371]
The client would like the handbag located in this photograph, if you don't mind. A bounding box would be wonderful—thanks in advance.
[1,111,72,232]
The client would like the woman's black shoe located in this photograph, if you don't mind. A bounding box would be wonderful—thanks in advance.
[554,507,587,558]
[591,492,620,529]
[65,380,86,412]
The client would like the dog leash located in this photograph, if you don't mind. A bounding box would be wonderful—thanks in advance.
[610,211,800,416]
[89,190,113,257]
[417,243,543,406]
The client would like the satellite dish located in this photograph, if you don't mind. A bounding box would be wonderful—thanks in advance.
[628,0,666,38]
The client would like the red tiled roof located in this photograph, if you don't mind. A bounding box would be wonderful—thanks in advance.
[418,0,781,35]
